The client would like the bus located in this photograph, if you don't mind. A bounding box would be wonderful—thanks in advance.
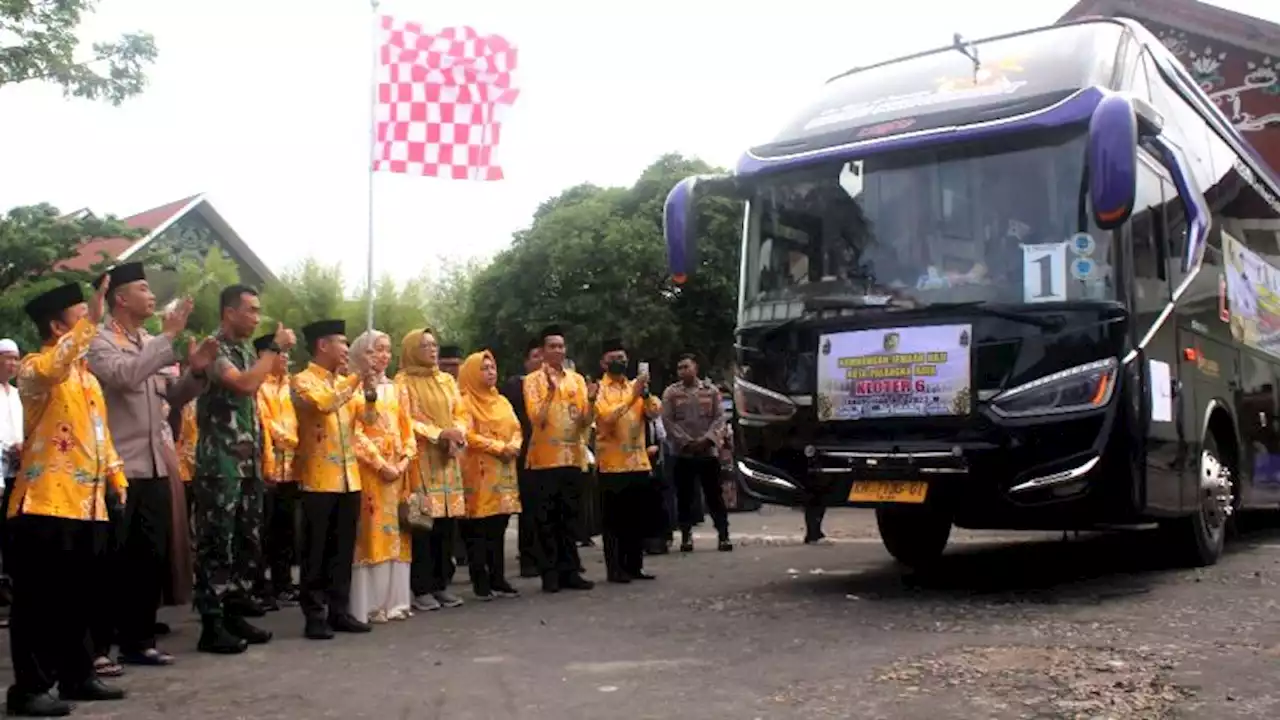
[663,17,1280,568]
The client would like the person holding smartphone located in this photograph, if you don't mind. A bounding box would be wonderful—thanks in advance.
[593,340,663,582]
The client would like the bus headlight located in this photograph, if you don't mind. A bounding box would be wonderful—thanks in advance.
[989,358,1118,418]
[733,378,797,423]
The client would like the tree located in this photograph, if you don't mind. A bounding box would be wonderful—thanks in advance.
[464,154,742,383]
[0,204,146,351]
[1,0,158,105]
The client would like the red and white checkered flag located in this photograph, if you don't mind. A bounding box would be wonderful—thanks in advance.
[373,17,520,181]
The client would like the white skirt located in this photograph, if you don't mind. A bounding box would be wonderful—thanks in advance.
[349,561,412,623]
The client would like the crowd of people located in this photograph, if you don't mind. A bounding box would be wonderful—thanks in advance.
[0,262,735,717]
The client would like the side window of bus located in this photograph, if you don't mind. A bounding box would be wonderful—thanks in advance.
[1132,160,1171,314]
[1143,51,1217,196]
[1132,160,1166,281]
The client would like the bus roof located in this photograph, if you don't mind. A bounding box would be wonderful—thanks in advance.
[748,20,1127,163]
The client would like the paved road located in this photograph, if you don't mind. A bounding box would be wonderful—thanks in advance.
[3,507,1279,719]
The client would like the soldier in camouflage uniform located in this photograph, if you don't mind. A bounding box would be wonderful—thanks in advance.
[193,285,296,655]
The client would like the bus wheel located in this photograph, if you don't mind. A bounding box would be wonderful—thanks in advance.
[1162,432,1234,567]
[876,504,951,569]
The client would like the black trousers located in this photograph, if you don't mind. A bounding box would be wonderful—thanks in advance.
[299,491,360,621]
[601,472,656,577]
[675,456,729,535]
[7,515,105,698]
[524,467,584,577]
[260,482,300,596]
[515,464,537,573]
[0,479,13,577]
[410,518,456,596]
[459,515,509,594]
[115,477,172,653]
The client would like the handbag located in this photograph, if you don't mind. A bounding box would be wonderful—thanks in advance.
[399,468,434,531]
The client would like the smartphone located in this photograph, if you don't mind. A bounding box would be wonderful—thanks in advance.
[638,361,650,376]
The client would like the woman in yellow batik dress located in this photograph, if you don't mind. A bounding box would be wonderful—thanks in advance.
[458,350,522,600]
[394,328,468,611]
[348,331,416,623]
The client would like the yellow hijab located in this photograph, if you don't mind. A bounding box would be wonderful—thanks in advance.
[398,328,434,377]
[459,350,513,426]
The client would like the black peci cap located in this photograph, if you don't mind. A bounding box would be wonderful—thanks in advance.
[97,261,146,290]
[600,337,625,355]
[302,319,346,344]
[24,282,85,324]
[539,324,564,342]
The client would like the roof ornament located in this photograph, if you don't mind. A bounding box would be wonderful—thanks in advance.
[952,32,980,84]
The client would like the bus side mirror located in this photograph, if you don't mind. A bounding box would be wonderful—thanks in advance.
[664,174,735,284]
[1088,93,1139,230]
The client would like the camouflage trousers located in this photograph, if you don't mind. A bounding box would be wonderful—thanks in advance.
[192,476,264,618]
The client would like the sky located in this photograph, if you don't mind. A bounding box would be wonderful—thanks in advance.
[2,0,1278,286]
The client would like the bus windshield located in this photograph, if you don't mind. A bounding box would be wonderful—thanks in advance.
[742,128,1113,323]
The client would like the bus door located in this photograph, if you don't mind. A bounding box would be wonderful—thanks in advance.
[1131,156,1183,513]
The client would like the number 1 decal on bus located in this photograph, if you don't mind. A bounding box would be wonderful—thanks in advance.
[1022,242,1069,303]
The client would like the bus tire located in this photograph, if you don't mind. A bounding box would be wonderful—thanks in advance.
[876,504,951,569]
[1160,431,1234,567]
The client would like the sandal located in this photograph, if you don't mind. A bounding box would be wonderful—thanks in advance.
[387,609,411,621]
[93,656,125,677]
[368,610,388,624]
[118,648,175,666]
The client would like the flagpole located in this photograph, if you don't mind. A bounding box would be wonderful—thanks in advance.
[364,0,380,333]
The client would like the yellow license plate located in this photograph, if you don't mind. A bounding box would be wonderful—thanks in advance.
[848,480,928,504]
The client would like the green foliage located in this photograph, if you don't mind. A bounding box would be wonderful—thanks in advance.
[0,0,158,105]
[465,153,741,384]
[0,204,145,352]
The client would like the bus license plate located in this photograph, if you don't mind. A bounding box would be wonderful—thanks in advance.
[848,481,928,504]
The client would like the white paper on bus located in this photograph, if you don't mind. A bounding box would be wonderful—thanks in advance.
[1021,242,1068,303]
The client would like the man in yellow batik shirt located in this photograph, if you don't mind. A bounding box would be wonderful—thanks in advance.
[253,333,300,610]
[522,324,597,594]
[593,339,662,584]
[6,278,128,716]
[291,319,375,640]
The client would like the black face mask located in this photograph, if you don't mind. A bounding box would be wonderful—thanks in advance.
[607,360,627,376]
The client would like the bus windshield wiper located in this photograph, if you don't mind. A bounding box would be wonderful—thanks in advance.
[907,301,1062,330]
[803,294,912,311]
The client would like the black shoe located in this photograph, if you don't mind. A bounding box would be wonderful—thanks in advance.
[225,616,272,645]
[5,690,71,717]
[197,617,248,655]
[561,574,595,591]
[630,571,656,580]
[541,573,560,594]
[224,596,266,618]
[58,678,126,702]
[491,582,520,598]
[117,648,175,666]
[329,614,372,634]
[258,594,281,612]
[718,538,734,552]
[519,565,540,578]
[680,529,693,552]
[304,617,334,640]
[153,621,171,636]
[606,571,631,584]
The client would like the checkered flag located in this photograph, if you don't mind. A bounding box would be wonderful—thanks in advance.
[373,17,520,181]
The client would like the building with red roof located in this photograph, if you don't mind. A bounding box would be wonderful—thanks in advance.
[1060,0,1280,172]
[59,193,276,286]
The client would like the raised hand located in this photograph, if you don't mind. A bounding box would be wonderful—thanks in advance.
[161,296,194,338]
[187,336,220,374]
[272,323,296,351]
[88,274,111,325]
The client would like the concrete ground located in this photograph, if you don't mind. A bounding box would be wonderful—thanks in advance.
[3,506,1279,719]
